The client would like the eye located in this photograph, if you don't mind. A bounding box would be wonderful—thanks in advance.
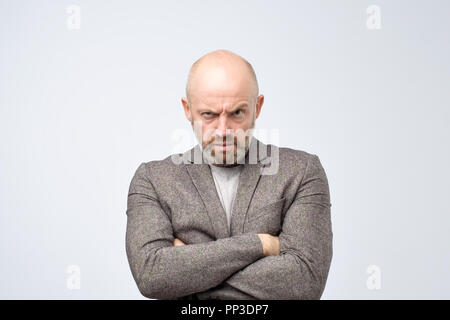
[202,112,214,118]
[234,109,243,115]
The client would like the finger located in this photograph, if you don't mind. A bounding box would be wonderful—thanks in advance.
[173,238,186,246]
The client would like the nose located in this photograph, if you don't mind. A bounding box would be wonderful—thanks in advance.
[215,115,233,143]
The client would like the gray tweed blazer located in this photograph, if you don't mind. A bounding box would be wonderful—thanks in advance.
[125,136,333,300]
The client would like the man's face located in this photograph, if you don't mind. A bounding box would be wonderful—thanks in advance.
[182,62,263,166]
[190,94,257,166]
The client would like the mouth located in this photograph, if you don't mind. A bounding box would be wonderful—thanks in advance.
[213,144,235,150]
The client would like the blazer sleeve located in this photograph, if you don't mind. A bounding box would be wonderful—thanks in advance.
[196,154,333,300]
[125,162,265,300]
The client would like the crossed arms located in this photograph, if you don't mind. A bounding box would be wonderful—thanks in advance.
[125,154,333,300]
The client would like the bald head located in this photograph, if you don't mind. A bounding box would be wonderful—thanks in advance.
[185,49,259,102]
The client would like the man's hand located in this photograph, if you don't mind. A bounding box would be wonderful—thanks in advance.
[173,238,186,246]
[257,233,280,256]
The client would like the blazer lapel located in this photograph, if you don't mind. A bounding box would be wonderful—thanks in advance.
[182,136,270,239]
[184,160,229,239]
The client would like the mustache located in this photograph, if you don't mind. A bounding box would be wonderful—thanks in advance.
[208,136,237,145]
[202,135,251,149]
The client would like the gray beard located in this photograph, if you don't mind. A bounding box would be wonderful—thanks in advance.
[198,136,253,166]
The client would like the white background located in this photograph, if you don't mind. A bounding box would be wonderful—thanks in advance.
[1,0,449,299]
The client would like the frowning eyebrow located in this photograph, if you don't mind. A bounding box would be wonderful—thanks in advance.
[198,103,248,113]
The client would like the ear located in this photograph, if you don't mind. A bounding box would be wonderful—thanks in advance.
[255,94,264,119]
[181,97,192,122]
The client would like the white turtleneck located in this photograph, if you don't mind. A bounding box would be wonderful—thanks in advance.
[209,164,244,234]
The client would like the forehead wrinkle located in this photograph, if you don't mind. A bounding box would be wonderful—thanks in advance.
[197,100,249,113]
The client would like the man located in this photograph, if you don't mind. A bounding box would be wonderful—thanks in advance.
[125,49,333,300]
